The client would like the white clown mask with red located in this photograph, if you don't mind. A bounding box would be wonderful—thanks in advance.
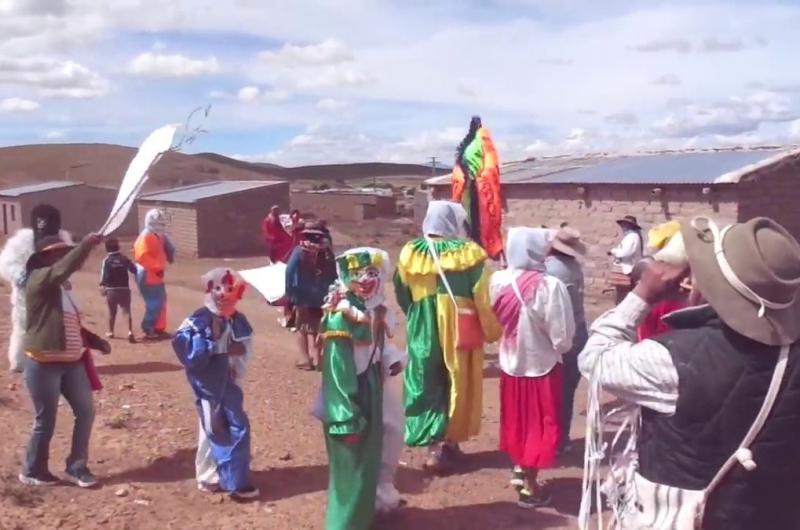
[335,247,391,309]
[203,268,246,318]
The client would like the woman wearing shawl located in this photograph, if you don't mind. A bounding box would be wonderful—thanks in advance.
[394,201,501,473]
[261,205,295,264]
[490,227,575,509]
[134,209,176,339]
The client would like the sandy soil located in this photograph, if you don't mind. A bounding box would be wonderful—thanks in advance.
[0,247,598,530]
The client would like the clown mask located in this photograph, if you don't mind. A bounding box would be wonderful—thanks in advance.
[351,264,382,302]
[203,268,246,318]
[336,248,390,309]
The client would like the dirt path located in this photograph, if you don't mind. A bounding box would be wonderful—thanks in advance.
[0,254,590,530]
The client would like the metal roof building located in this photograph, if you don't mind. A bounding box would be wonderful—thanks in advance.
[425,147,800,301]
[138,180,290,258]
[0,180,137,237]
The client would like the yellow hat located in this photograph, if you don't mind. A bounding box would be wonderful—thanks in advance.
[648,220,682,251]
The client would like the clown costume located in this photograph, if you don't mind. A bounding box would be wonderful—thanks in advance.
[317,247,411,530]
[0,205,72,372]
[313,248,407,525]
[134,209,175,338]
[172,268,258,500]
[394,201,501,472]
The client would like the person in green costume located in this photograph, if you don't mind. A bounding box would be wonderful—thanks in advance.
[394,201,501,474]
[316,248,390,530]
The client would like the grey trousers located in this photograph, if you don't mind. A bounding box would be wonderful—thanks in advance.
[23,357,95,476]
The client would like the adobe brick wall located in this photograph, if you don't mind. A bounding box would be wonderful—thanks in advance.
[737,158,800,241]
[292,191,396,221]
[431,182,739,302]
[136,203,198,257]
[196,183,290,257]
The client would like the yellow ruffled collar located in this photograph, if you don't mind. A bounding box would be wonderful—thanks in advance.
[397,239,487,276]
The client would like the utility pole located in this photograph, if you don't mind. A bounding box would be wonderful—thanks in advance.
[429,156,437,179]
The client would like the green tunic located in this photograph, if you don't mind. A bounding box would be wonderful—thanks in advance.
[321,301,383,530]
[394,238,497,447]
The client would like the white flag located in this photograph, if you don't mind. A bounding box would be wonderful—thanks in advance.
[99,124,179,236]
[240,263,287,304]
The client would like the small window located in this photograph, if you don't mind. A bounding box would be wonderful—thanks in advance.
[9,204,15,222]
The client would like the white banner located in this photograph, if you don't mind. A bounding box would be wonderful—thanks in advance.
[99,124,179,236]
[240,263,287,304]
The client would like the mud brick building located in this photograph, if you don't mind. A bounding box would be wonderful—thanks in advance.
[291,189,397,221]
[138,180,289,258]
[426,148,800,299]
[0,180,137,237]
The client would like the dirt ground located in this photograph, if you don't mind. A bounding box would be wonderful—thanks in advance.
[0,242,600,530]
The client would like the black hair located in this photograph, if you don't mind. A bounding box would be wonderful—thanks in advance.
[105,238,120,253]
[30,204,62,243]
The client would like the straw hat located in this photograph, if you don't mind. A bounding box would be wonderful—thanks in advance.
[550,227,587,258]
[682,216,800,346]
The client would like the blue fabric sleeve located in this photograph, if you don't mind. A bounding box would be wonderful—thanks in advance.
[285,248,301,302]
[172,327,216,371]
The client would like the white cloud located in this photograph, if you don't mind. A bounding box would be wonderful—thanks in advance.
[653,91,796,138]
[234,85,290,103]
[237,85,261,102]
[650,73,682,86]
[208,89,228,99]
[790,120,800,140]
[127,52,221,78]
[42,129,65,139]
[259,39,353,66]
[699,37,760,53]
[0,0,66,16]
[605,112,638,125]
[292,64,370,90]
[0,96,40,112]
[0,56,109,98]
[632,38,693,53]
[315,98,350,111]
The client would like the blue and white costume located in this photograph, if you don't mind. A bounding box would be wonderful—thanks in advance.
[172,269,255,495]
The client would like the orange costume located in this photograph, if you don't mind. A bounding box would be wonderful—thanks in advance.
[134,209,175,335]
[452,116,504,260]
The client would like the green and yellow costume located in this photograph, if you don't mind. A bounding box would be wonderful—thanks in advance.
[320,275,383,529]
[394,237,501,447]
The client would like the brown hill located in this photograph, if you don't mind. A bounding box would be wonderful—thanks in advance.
[0,144,449,191]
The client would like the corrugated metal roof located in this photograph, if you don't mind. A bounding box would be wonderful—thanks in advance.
[529,150,793,184]
[0,180,80,197]
[425,148,799,186]
[140,180,284,204]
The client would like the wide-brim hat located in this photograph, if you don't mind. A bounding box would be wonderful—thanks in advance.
[616,215,641,230]
[551,227,587,258]
[682,216,800,346]
[25,235,75,272]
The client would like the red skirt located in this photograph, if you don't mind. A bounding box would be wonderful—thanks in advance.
[499,365,563,469]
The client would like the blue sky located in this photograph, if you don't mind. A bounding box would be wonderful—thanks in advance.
[2,0,800,166]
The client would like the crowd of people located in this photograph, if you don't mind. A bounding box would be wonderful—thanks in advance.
[3,172,800,528]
